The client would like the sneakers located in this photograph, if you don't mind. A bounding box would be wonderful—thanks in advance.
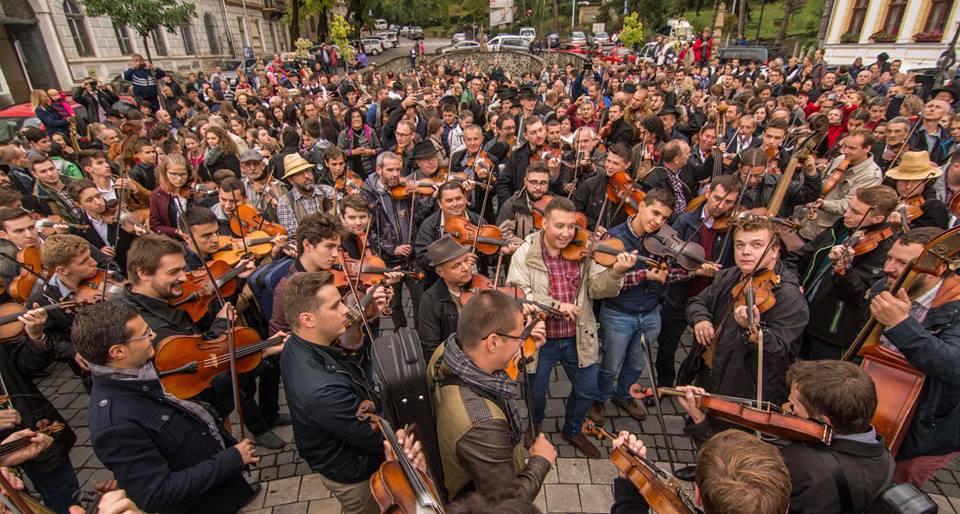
[561,431,602,459]
[253,430,285,449]
[587,402,606,424]
[612,397,648,420]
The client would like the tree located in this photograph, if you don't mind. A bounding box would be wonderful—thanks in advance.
[286,0,335,44]
[330,14,354,63]
[80,0,196,62]
[619,12,645,49]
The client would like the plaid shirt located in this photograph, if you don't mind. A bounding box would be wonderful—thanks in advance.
[543,247,580,339]
[277,185,335,235]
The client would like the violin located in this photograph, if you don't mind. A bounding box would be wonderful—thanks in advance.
[458,274,563,318]
[529,145,562,165]
[465,151,493,177]
[445,171,491,190]
[0,300,82,341]
[443,216,512,255]
[642,224,709,271]
[834,226,894,276]
[0,419,64,514]
[653,387,834,445]
[582,420,696,514]
[605,171,645,216]
[75,269,128,303]
[562,229,666,270]
[334,173,365,196]
[108,208,150,233]
[391,178,440,199]
[356,401,445,514]
[530,195,587,229]
[213,231,277,265]
[169,260,249,322]
[229,203,287,238]
[504,315,543,381]
[155,327,284,399]
[34,216,89,236]
[731,269,780,343]
[339,278,389,351]
[712,205,752,232]
[821,158,851,197]
[332,253,424,287]
[8,246,42,304]
[900,195,925,224]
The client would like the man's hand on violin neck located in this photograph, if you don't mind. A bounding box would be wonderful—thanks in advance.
[612,251,639,273]
[612,431,647,459]
[675,386,708,424]
[733,305,762,331]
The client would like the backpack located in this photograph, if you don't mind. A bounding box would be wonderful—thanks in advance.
[247,257,293,319]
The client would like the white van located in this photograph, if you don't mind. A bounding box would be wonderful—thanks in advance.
[374,19,388,31]
[519,27,536,42]
[487,35,531,52]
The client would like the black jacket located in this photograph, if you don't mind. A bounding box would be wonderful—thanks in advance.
[738,172,822,218]
[417,280,460,361]
[199,153,240,183]
[413,209,484,289]
[130,162,158,192]
[497,143,533,206]
[604,118,633,148]
[641,165,711,213]
[687,262,809,405]
[71,212,137,274]
[88,371,254,513]
[784,219,893,348]
[572,172,629,230]
[279,334,384,483]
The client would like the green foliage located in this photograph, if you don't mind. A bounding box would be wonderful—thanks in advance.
[330,14,354,62]
[80,0,196,40]
[620,13,645,48]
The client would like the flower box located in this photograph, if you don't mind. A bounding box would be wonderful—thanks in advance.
[913,29,944,43]
[869,31,897,43]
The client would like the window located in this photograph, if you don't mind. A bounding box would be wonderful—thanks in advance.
[237,16,247,47]
[63,0,93,57]
[113,21,133,55]
[847,0,869,38]
[204,13,221,54]
[182,24,197,55]
[881,0,908,36]
[269,22,278,52]
[924,0,954,33]
[151,29,168,56]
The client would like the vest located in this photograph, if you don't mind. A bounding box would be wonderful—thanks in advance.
[427,342,526,498]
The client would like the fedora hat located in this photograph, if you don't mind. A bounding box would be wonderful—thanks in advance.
[281,153,315,180]
[426,235,470,267]
[885,151,943,181]
[411,140,439,160]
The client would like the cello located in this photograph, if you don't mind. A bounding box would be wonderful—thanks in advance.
[839,227,960,455]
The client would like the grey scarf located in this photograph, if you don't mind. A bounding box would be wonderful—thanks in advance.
[442,335,524,445]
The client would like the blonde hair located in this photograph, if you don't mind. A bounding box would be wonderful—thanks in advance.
[696,430,791,514]
[29,90,48,110]
[41,234,91,269]
[156,153,190,193]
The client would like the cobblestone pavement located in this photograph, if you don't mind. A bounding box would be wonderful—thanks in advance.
[31,305,960,513]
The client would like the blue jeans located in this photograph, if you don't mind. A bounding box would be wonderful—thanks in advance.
[597,305,661,403]
[21,457,80,514]
[529,338,599,436]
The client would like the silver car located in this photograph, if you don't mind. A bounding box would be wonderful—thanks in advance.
[437,40,481,54]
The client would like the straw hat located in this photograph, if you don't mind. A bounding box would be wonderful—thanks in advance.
[281,153,315,180]
[885,151,943,181]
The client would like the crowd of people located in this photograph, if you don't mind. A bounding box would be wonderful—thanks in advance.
[0,26,958,513]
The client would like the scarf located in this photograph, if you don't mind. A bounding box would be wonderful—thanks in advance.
[442,335,524,446]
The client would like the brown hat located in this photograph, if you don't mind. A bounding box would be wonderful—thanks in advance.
[281,153,315,180]
[426,235,470,267]
[885,151,943,181]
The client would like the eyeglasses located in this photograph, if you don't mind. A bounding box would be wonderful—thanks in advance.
[491,318,538,343]
[128,327,155,344]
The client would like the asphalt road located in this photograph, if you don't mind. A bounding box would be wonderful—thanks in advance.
[364,36,451,65]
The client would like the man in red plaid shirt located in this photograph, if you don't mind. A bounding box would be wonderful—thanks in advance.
[507,197,635,457]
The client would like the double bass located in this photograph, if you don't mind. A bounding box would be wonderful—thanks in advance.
[840,226,960,455]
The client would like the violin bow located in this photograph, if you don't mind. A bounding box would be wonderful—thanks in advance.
[171,198,246,441]
[639,336,678,474]
[102,131,137,301]
[714,170,753,261]
[336,251,378,345]
[230,189,251,258]
[573,195,611,301]
[473,150,496,233]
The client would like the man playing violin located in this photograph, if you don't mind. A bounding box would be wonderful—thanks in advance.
[178,207,277,272]
[67,178,148,274]
[798,130,882,240]
[507,197,634,457]
[884,151,949,230]
[657,175,739,387]
[688,216,809,406]
[210,177,247,235]
[561,127,604,196]
[30,155,83,224]
[572,143,633,231]
[239,148,287,224]
[338,193,372,260]
[865,227,960,487]
[427,290,554,501]
[498,116,550,207]
[497,162,551,241]
[641,140,700,217]
[78,149,148,207]
[279,271,390,514]
[786,185,899,360]
[611,429,790,514]
[74,301,260,514]
[450,124,499,222]
[871,116,911,173]
[418,236,477,360]
[675,360,893,514]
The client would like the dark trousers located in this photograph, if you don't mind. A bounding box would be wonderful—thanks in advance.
[21,457,80,514]
[389,274,423,328]
[257,355,282,424]
[201,366,271,436]
[800,333,846,360]
[655,303,689,387]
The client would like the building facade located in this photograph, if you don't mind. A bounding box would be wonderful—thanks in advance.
[0,0,289,106]
[823,0,960,70]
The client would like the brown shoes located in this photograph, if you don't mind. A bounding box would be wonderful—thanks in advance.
[587,402,606,424]
[562,431,602,459]
[612,397,648,420]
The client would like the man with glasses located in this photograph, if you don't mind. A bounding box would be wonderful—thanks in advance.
[388,120,418,177]
[75,300,261,513]
[428,289,554,501]
[240,149,287,224]
[497,162,552,240]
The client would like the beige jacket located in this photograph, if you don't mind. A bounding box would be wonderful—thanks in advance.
[506,231,624,368]
[799,155,882,239]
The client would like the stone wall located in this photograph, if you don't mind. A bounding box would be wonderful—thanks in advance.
[373,49,588,79]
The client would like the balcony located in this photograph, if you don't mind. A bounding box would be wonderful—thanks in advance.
[262,0,285,13]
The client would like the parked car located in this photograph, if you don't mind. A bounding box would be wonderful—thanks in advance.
[374,19,388,31]
[519,27,536,42]
[590,31,611,47]
[603,46,636,65]
[547,33,560,48]
[451,32,466,43]
[376,31,399,47]
[570,31,587,45]
[218,58,258,81]
[716,46,769,64]
[360,38,384,55]
[399,26,411,36]
[552,43,592,56]
[408,26,424,39]
[437,40,481,54]
[487,34,531,52]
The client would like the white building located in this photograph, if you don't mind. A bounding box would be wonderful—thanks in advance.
[823,0,960,70]
[0,0,289,106]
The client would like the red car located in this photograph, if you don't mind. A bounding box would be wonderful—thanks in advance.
[0,94,132,143]
[603,46,636,65]
[552,43,593,56]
